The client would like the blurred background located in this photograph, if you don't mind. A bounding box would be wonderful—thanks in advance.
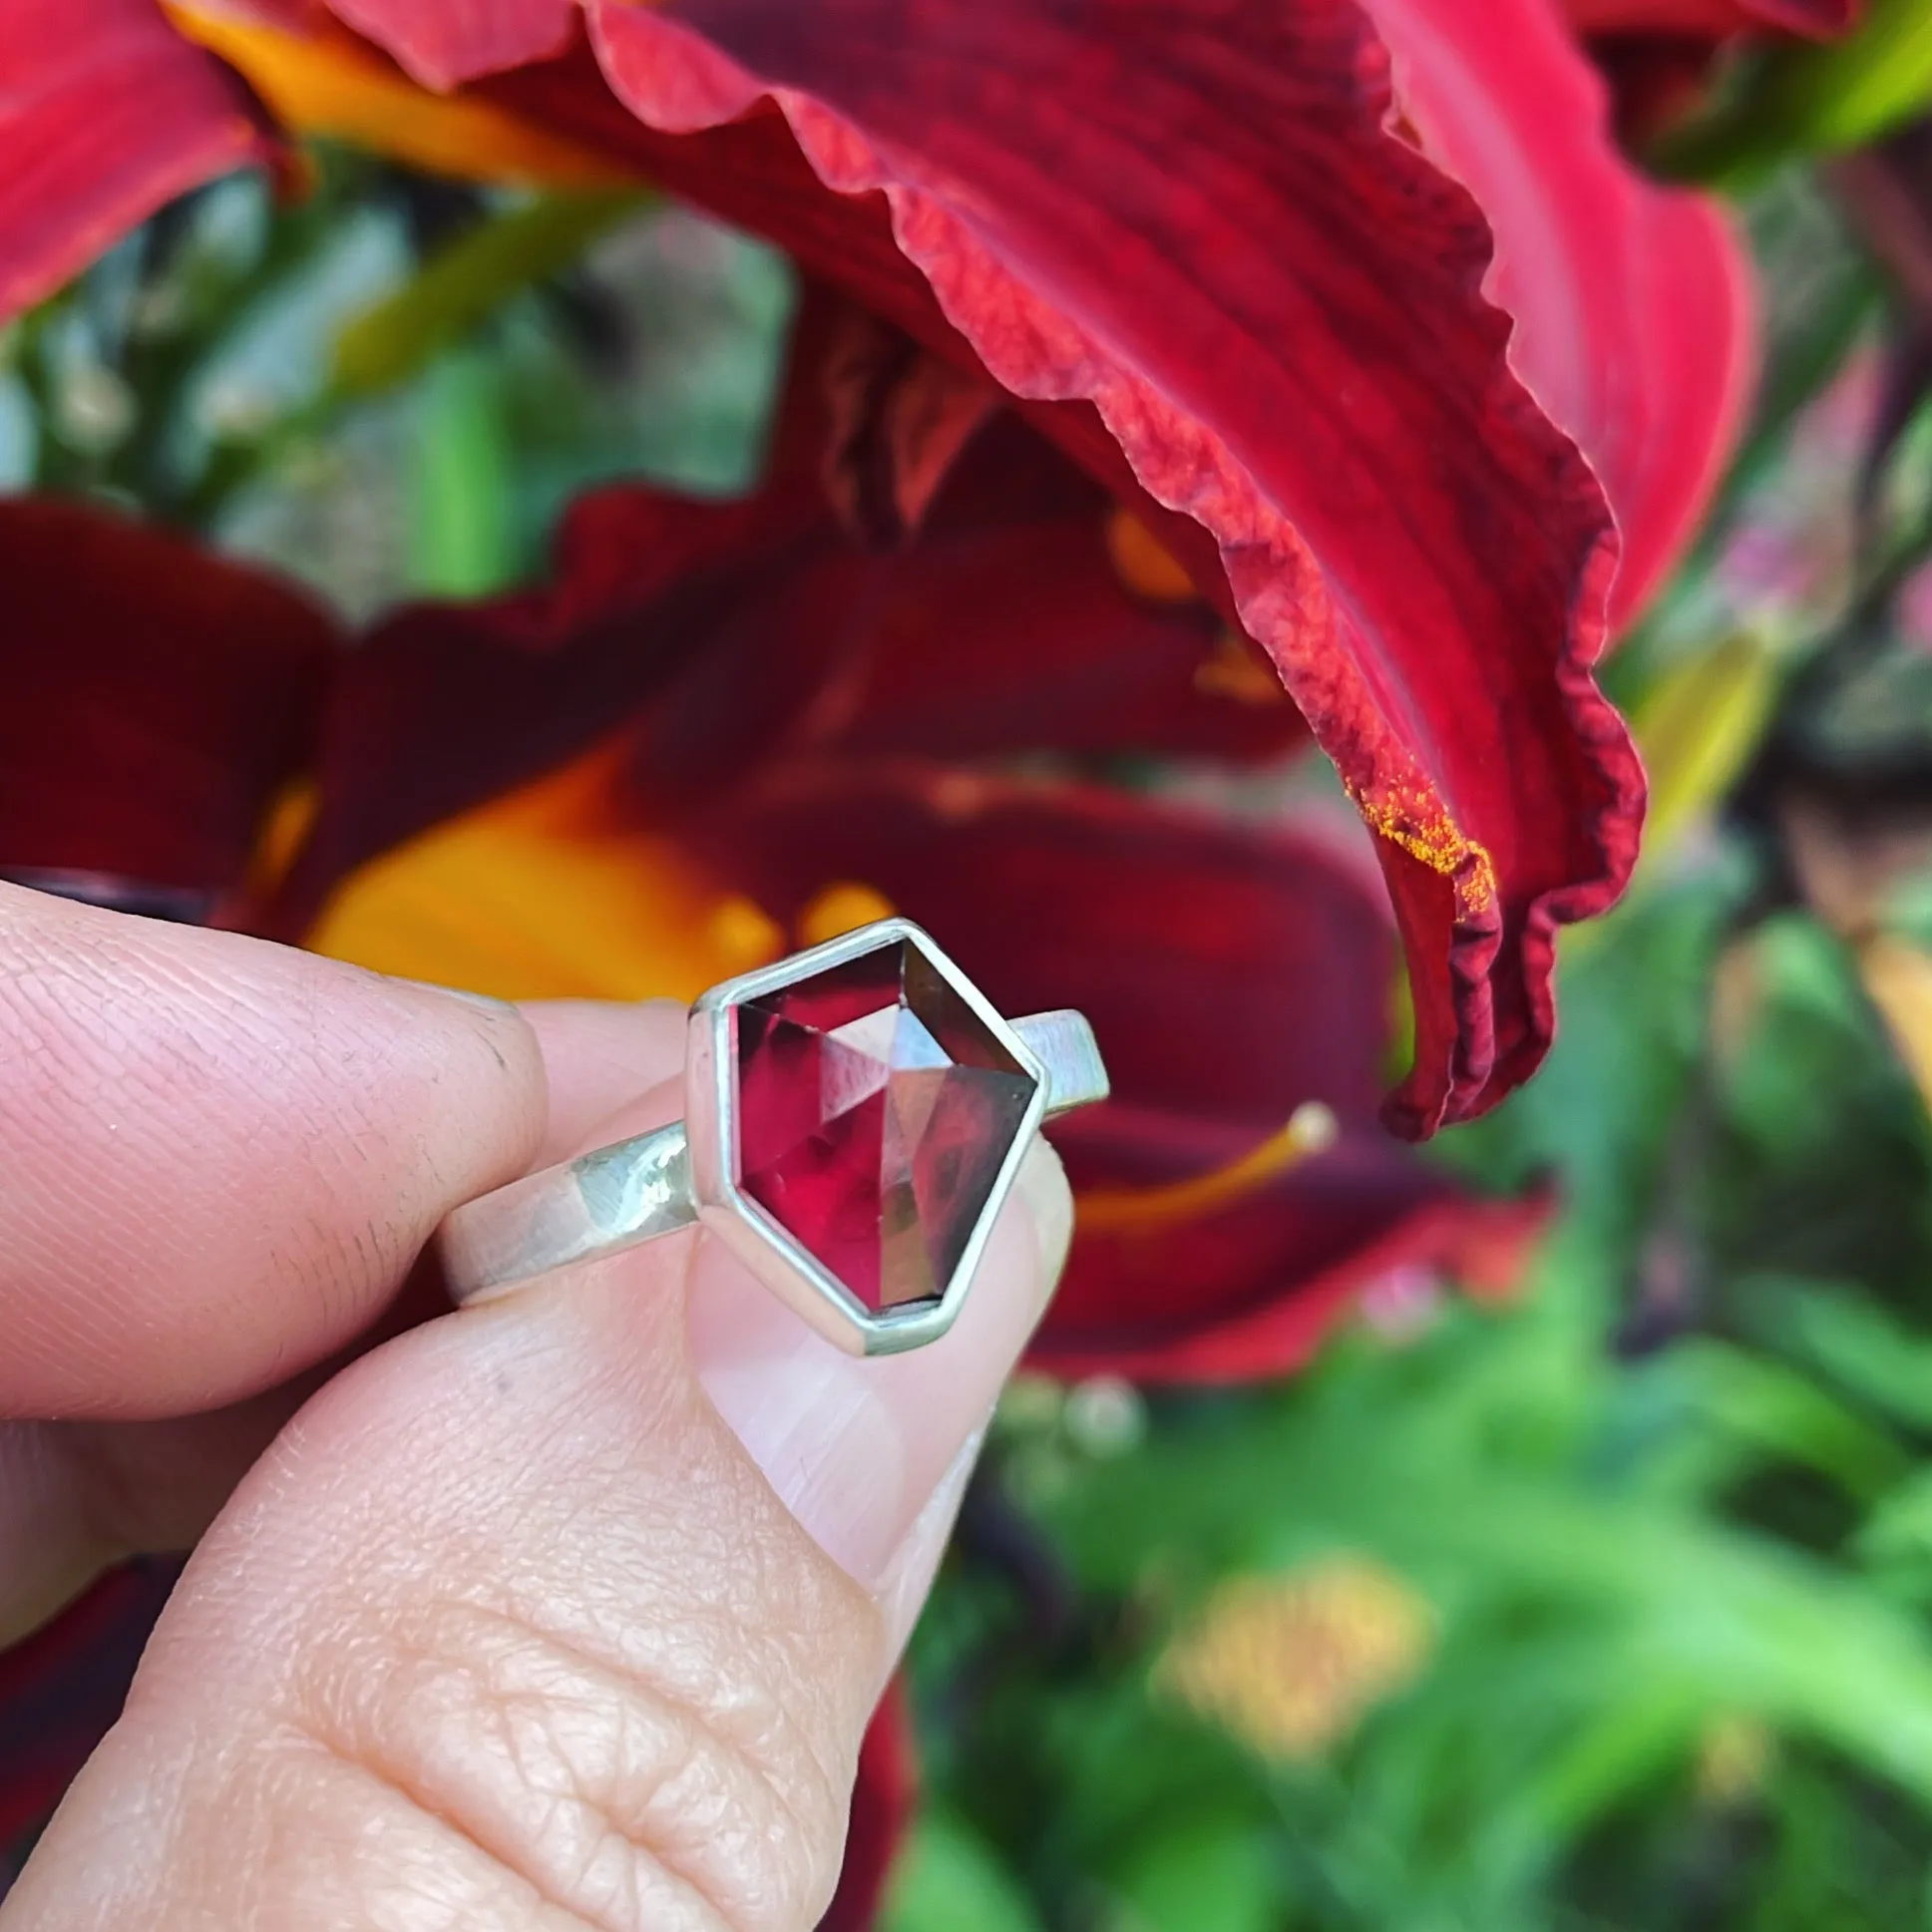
[22,6,1932,1928]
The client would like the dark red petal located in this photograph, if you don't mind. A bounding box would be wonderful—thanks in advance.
[823,1681,917,1932]
[0,0,273,322]
[0,1562,179,1860]
[282,403,1300,931]
[274,476,808,931]
[818,309,1005,548]
[1368,0,1753,629]
[692,769,1394,1131]
[686,764,1544,1378]
[485,0,1646,1136]
[1036,1110,1555,1382]
[0,499,339,898]
[323,0,577,88]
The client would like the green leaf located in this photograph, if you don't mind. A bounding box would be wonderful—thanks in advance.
[1110,1812,1281,1932]
[1628,635,1778,866]
[407,348,516,598]
[1666,1338,1911,1502]
[1756,1275,1932,1434]
[881,1810,1044,1932]
[330,189,648,400]
[1659,0,1932,189]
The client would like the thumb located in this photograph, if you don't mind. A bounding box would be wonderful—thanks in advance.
[3,1079,1071,1932]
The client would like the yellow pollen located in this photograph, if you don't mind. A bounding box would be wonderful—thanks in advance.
[798,881,898,947]
[1076,1100,1338,1235]
[1105,507,1199,602]
[1348,781,1497,921]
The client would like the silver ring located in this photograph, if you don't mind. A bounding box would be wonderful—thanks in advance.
[438,918,1109,1356]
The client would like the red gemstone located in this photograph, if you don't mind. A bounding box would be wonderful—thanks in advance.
[733,939,1038,1310]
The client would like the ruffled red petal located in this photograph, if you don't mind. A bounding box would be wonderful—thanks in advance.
[325,0,577,88]
[1367,0,1753,628]
[509,0,1640,1136]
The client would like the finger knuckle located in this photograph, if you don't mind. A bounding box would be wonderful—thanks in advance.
[289,1590,852,1932]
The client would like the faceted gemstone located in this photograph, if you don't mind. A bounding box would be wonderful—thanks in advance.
[733,939,1038,1310]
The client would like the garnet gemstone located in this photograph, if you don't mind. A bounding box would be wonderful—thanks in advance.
[733,938,1038,1310]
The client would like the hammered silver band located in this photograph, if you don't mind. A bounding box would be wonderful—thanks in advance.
[440,1006,1103,1309]
[436,917,1109,1356]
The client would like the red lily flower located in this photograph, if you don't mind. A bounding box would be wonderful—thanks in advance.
[0,0,1752,1136]
[2,332,1546,1393]
[0,2,1743,1905]
[0,426,1547,1914]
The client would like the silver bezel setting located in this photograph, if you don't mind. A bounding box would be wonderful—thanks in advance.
[685,917,1048,1357]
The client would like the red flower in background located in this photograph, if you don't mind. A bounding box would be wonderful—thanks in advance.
[2,0,1753,1135]
[0,470,1550,1921]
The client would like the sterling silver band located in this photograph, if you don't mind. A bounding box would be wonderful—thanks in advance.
[440,1005,1106,1314]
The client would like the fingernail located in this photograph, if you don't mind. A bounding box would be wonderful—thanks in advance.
[873,1426,985,1654]
[688,1142,1072,1605]
[1019,1137,1074,1284]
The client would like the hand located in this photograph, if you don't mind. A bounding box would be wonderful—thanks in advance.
[0,881,1070,1930]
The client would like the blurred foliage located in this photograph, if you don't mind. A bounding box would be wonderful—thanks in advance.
[1663,0,1932,188]
[23,61,1932,1932]
[0,150,789,614]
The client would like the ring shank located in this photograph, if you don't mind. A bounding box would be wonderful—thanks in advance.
[441,1122,694,1306]
[439,1007,1103,1307]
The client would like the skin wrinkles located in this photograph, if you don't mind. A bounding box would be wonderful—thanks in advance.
[35,1277,878,1932]
[0,924,1060,1932]
[289,1598,838,1931]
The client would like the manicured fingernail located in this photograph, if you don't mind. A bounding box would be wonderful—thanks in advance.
[688,1142,1072,1611]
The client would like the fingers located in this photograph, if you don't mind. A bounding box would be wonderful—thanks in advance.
[0,997,689,1643]
[516,998,691,1167]
[0,884,547,1419]
[6,1134,1072,1930]
[0,1386,309,1648]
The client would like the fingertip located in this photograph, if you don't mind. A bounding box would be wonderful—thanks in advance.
[0,894,552,1415]
[347,966,552,1190]
[688,1144,1060,1597]
[1016,1137,1074,1293]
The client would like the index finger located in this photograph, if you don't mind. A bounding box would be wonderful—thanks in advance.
[0,883,545,1419]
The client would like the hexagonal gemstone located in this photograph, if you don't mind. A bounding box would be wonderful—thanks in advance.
[733,939,1038,1310]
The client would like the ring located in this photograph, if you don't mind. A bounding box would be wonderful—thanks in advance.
[438,918,1109,1355]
